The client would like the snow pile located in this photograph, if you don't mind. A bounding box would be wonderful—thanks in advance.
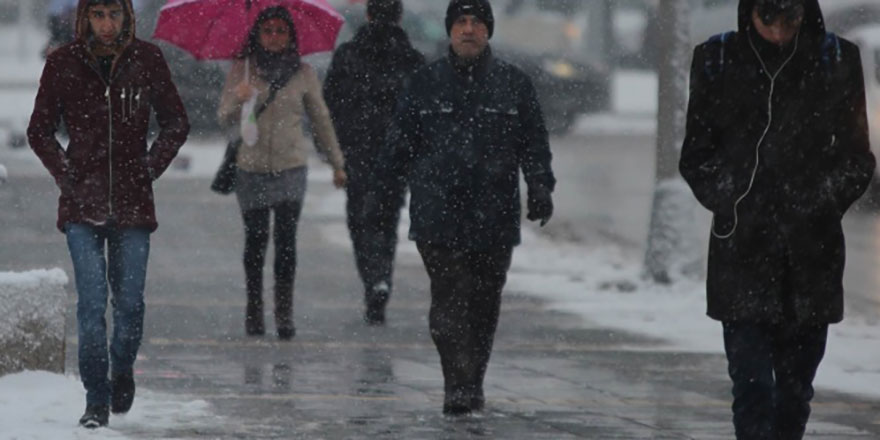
[0,371,222,440]
[508,227,880,399]
[0,269,69,375]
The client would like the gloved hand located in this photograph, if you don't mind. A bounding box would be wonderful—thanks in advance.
[526,187,553,227]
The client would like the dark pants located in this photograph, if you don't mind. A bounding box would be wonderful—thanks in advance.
[345,173,404,295]
[66,224,150,406]
[417,243,513,408]
[242,201,302,331]
[723,321,829,440]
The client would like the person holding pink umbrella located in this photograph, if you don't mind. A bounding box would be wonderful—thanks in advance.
[216,6,346,340]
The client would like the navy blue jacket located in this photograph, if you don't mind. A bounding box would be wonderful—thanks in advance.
[387,48,555,250]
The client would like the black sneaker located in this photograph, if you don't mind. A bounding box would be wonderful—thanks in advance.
[79,405,109,428]
[364,283,390,325]
[364,303,386,326]
[111,373,136,414]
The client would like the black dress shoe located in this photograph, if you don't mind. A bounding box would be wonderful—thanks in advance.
[443,386,477,416]
[442,403,472,416]
[470,391,485,412]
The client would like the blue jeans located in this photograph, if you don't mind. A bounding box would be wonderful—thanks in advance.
[66,223,150,406]
[723,321,828,440]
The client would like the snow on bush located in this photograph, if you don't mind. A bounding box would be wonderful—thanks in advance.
[0,269,69,375]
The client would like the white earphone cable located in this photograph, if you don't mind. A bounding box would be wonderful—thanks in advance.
[711,30,800,239]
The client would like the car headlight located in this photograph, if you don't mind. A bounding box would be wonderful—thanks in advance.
[543,60,578,79]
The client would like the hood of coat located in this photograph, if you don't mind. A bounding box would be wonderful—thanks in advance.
[738,0,825,40]
[75,0,136,50]
[352,22,415,61]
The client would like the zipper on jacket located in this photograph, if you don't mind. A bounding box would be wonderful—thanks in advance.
[85,45,136,224]
[105,85,114,220]
[87,55,120,224]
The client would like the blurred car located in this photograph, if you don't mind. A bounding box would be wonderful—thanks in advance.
[319,2,610,135]
[493,47,610,133]
[847,25,880,170]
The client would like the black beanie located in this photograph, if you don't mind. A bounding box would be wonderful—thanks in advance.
[445,0,494,38]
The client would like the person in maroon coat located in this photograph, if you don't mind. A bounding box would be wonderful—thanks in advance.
[27,0,189,429]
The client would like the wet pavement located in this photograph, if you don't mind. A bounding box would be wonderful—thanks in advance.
[2,137,880,438]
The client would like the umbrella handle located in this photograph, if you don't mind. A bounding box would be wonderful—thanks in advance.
[245,58,250,84]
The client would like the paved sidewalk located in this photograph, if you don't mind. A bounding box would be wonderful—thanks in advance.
[2,166,879,438]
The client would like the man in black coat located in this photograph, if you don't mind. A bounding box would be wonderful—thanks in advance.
[679,0,875,438]
[386,0,555,415]
[324,0,425,325]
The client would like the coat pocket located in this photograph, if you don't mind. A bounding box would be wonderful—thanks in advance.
[479,104,519,148]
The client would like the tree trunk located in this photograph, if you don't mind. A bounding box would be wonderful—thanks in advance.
[643,0,700,284]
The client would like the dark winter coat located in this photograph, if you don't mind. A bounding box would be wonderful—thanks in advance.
[28,0,189,232]
[323,23,425,175]
[387,47,556,250]
[679,0,875,324]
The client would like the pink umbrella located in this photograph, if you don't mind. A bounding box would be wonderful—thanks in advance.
[153,0,344,60]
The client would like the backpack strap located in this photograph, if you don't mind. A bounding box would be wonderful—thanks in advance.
[703,31,736,82]
[820,32,842,78]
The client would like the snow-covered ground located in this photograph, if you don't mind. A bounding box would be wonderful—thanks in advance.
[0,371,221,440]
[3,195,879,438]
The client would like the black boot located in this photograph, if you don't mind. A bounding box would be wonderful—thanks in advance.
[470,387,485,412]
[245,294,265,336]
[245,270,265,336]
[275,282,295,340]
[364,281,390,325]
[79,404,109,428]
[110,372,136,414]
[443,385,477,416]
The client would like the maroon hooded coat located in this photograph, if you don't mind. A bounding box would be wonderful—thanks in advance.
[28,0,189,232]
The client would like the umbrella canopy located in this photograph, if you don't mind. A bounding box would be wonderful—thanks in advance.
[153,0,344,60]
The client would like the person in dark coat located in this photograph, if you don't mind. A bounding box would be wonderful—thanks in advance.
[679,0,875,438]
[27,0,189,429]
[386,0,555,415]
[323,0,425,325]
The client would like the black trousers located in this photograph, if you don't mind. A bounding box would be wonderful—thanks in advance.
[417,243,513,404]
[242,201,302,326]
[722,321,829,440]
[345,176,404,294]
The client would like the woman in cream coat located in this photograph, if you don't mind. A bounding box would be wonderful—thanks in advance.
[218,6,346,340]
